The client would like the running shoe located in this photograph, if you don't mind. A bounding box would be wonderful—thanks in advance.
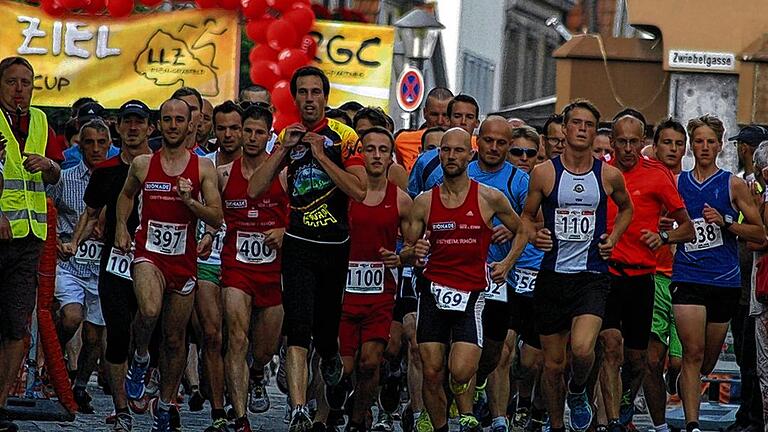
[248,378,271,413]
[491,416,510,432]
[289,404,313,432]
[73,386,95,414]
[277,345,289,394]
[128,395,150,414]
[125,356,149,400]
[188,389,205,412]
[149,406,171,432]
[513,407,530,430]
[234,416,253,432]
[472,380,490,424]
[371,410,395,431]
[459,413,482,432]
[524,416,547,432]
[320,352,344,387]
[414,411,434,432]
[113,412,133,432]
[145,368,160,398]
[204,417,229,432]
[566,390,593,432]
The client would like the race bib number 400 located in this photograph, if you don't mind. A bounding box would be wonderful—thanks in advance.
[554,208,596,241]
[346,261,385,294]
[73,239,104,264]
[684,218,723,252]
[430,282,471,312]
[106,247,133,280]
[236,232,277,264]
[512,268,538,294]
[146,220,187,256]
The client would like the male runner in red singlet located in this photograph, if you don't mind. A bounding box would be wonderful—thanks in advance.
[115,98,223,432]
[403,128,529,432]
[219,105,289,432]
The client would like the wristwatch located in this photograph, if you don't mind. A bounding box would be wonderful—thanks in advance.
[659,230,670,244]
[723,214,734,229]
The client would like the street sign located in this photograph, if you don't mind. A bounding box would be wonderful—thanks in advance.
[396,66,425,112]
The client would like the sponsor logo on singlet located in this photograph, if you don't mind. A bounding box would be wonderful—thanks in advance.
[225,199,247,209]
[432,221,456,231]
[145,182,172,192]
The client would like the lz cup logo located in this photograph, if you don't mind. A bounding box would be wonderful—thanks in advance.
[145,182,171,192]
[432,221,456,231]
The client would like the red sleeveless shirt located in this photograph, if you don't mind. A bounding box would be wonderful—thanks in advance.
[134,152,201,286]
[220,157,289,276]
[424,180,492,292]
[346,181,400,304]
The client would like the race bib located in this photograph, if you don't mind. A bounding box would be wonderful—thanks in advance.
[346,261,385,294]
[73,239,104,264]
[430,282,471,312]
[484,280,508,303]
[512,268,538,294]
[106,247,133,280]
[236,231,277,264]
[146,220,187,256]
[554,208,596,241]
[684,218,723,252]
[198,221,226,261]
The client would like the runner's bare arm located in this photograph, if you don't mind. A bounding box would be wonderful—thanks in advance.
[187,158,223,229]
[402,192,431,265]
[522,162,550,243]
[604,165,633,245]
[726,176,766,244]
[69,206,101,250]
[396,188,416,263]
[388,162,409,191]
[248,124,303,198]
[115,155,149,251]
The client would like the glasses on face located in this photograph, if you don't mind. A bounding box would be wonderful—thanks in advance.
[509,147,538,158]
[545,137,566,147]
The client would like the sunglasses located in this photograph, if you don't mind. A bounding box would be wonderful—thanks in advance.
[509,147,538,158]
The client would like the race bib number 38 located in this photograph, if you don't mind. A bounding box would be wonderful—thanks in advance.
[430,282,471,312]
[106,247,133,280]
[684,218,723,252]
[236,232,277,264]
[146,220,187,256]
[554,208,596,241]
[73,239,104,264]
[346,261,385,294]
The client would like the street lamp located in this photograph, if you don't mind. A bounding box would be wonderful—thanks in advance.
[394,8,444,128]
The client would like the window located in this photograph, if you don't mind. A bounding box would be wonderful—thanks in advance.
[461,51,496,115]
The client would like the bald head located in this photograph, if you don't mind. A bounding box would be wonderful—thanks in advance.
[440,127,473,178]
[507,117,526,128]
[612,115,644,137]
[442,127,472,149]
[480,115,512,137]
[477,116,512,169]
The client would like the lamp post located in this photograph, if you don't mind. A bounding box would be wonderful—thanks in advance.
[394,8,444,129]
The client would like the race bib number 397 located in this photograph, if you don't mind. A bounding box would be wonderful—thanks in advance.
[346,261,385,294]
[684,218,723,252]
[146,220,187,256]
[554,207,596,241]
[430,282,471,312]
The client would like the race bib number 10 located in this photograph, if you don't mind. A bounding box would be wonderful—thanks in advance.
[554,208,596,241]
[346,261,385,294]
[431,282,471,312]
[236,232,277,264]
[106,247,133,280]
[684,218,723,252]
[73,239,104,264]
[146,220,187,256]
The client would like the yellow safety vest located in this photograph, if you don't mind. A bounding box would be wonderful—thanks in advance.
[0,107,49,240]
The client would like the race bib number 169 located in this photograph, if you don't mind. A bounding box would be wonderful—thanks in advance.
[430,282,471,312]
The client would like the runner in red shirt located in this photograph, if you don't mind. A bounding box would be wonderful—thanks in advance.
[218,105,289,432]
[114,98,223,432]
[403,128,528,432]
[601,110,693,430]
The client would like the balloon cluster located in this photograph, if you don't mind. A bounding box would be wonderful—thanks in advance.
[34,0,317,131]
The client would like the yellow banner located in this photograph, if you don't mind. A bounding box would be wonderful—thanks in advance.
[311,21,394,111]
[0,1,240,109]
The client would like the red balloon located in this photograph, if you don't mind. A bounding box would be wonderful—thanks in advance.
[249,60,281,89]
[299,35,318,59]
[242,0,268,19]
[139,0,163,5]
[273,110,300,133]
[195,0,217,8]
[283,7,315,35]
[249,44,279,63]
[271,80,294,112]
[106,0,133,17]
[83,0,105,13]
[266,19,299,51]
[40,0,65,16]
[268,0,293,12]
[217,0,240,10]
[245,17,274,44]
[277,49,308,79]
[58,0,84,9]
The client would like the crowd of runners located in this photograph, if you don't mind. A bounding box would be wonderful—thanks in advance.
[0,53,767,432]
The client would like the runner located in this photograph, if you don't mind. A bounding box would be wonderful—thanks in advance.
[329,126,413,432]
[465,116,529,432]
[394,87,453,172]
[421,127,446,152]
[171,87,207,156]
[115,98,223,432]
[50,119,112,413]
[245,66,367,432]
[219,104,288,432]
[541,114,565,159]
[194,100,244,432]
[197,99,214,152]
[641,118,688,432]
[403,127,528,432]
[671,115,764,432]
[599,110,694,432]
[522,100,633,432]
[67,100,154,431]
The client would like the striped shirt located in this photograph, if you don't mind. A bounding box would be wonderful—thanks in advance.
[47,161,99,277]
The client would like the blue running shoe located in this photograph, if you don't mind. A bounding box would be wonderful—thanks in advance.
[566,390,593,432]
[125,356,149,401]
[150,405,171,432]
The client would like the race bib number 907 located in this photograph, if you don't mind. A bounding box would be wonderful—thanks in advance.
[73,239,104,264]
[146,220,187,256]
[430,282,471,312]
[554,208,596,241]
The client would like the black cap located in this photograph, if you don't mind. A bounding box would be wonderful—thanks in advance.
[728,125,768,146]
[119,100,151,119]
[76,102,105,123]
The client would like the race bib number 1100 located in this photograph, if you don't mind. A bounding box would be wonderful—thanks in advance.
[346,261,385,294]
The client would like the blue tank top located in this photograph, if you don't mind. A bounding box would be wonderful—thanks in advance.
[672,169,740,288]
[541,156,608,274]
